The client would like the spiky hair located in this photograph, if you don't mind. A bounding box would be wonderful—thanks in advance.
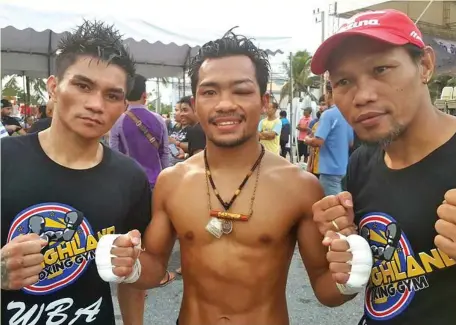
[55,20,136,91]
[188,27,271,96]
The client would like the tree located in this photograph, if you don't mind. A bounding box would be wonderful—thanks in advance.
[279,51,319,103]
[2,75,47,105]
[429,74,455,102]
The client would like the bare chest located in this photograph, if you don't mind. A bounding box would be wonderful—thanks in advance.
[167,179,299,247]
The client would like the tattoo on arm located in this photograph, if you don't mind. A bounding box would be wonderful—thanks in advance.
[1,252,10,290]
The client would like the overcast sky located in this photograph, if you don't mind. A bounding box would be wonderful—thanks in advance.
[2,0,381,104]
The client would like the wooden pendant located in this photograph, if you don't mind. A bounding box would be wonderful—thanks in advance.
[210,210,249,221]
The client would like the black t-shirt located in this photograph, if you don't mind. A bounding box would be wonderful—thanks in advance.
[187,123,206,156]
[169,124,188,143]
[1,134,151,325]
[28,117,52,133]
[2,116,22,135]
[347,134,456,325]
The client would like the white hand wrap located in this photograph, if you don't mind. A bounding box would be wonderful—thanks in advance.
[95,234,142,284]
[335,233,373,295]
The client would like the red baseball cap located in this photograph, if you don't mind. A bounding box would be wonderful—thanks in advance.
[310,9,426,75]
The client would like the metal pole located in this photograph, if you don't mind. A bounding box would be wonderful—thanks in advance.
[157,78,161,113]
[182,68,186,96]
[320,10,325,96]
[289,52,295,163]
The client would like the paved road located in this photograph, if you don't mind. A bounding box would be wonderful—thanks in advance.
[112,244,364,325]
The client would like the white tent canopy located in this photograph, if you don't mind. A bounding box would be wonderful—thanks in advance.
[0,3,292,79]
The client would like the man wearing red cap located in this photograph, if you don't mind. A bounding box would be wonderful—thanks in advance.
[311,9,456,325]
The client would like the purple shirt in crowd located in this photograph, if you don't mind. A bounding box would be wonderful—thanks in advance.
[110,104,170,187]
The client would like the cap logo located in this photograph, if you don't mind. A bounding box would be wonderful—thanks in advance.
[410,30,423,42]
[338,19,380,33]
[351,10,386,20]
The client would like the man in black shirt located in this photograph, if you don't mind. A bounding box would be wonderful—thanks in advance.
[187,122,206,156]
[173,95,206,157]
[28,101,53,133]
[1,21,150,325]
[311,9,456,325]
[1,99,26,135]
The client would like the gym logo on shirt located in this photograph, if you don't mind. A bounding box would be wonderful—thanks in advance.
[7,203,116,295]
[359,213,455,321]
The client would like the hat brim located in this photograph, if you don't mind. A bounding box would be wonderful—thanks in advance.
[310,29,410,75]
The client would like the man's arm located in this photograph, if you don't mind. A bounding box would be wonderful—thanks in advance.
[306,112,331,148]
[128,168,177,290]
[259,131,276,140]
[117,173,152,325]
[158,120,171,168]
[259,119,282,140]
[296,173,356,307]
[109,117,122,151]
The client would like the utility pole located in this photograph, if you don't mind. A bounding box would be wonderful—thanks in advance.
[313,8,325,96]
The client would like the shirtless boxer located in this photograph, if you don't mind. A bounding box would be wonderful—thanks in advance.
[94,30,373,325]
[311,9,456,325]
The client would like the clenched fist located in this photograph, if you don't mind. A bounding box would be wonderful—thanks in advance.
[324,231,373,295]
[312,191,357,237]
[435,189,456,260]
[325,231,353,285]
[95,230,143,283]
[111,230,142,278]
[1,234,47,290]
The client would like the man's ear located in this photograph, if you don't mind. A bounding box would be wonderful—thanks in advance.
[141,92,148,102]
[47,76,58,103]
[261,92,270,111]
[420,46,435,84]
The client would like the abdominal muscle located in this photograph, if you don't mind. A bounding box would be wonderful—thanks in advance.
[177,244,294,325]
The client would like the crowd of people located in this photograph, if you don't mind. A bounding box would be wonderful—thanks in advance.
[1,8,456,325]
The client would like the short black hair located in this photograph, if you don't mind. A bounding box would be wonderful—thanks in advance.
[403,44,425,63]
[188,27,271,97]
[271,102,279,110]
[1,99,12,108]
[127,74,147,101]
[279,110,287,117]
[318,95,325,104]
[38,105,48,118]
[178,95,193,108]
[326,81,333,93]
[56,20,136,92]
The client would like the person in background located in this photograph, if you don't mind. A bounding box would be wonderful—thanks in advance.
[162,113,172,134]
[304,85,353,195]
[28,100,54,133]
[306,110,322,178]
[1,99,26,136]
[0,123,9,139]
[258,102,282,155]
[296,107,312,162]
[318,95,327,112]
[110,74,171,185]
[174,95,206,157]
[169,102,187,165]
[279,110,290,158]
